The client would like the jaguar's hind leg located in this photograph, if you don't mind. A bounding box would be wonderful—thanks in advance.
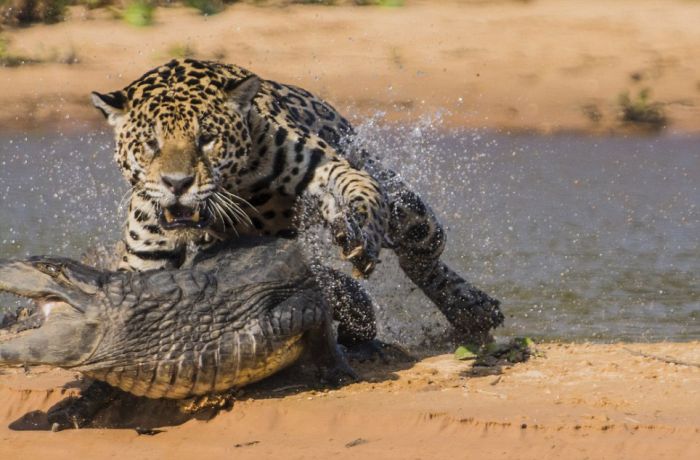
[375,167,504,343]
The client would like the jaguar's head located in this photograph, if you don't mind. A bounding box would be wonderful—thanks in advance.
[92,59,260,231]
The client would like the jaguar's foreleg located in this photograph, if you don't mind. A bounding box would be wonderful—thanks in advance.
[302,158,389,278]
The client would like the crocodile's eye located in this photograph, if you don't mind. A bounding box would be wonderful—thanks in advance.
[35,263,62,277]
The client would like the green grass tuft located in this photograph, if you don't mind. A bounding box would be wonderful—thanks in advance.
[185,0,224,15]
[123,0,155,27]
[618,88,667,131]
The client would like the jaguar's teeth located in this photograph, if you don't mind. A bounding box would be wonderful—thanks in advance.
[192,210,200,222]
[163,209,174,223]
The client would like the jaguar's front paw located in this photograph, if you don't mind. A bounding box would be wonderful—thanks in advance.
[331,216,380,278]
[333,218,379,278]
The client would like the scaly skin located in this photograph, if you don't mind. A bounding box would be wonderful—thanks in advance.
[0,238,355,400]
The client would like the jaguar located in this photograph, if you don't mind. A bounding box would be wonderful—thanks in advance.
[91,58,503,341]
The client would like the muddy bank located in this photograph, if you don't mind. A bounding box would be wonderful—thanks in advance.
[1,0,700,134]
[1,342,699,459]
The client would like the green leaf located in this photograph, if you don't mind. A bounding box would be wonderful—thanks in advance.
[514,337,535,348]
[454,345,479,360]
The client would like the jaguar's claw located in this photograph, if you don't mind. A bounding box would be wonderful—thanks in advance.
[344,245,365,262]
[334,230,348,246]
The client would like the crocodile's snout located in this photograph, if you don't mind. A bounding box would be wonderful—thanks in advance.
[0,258,103,368]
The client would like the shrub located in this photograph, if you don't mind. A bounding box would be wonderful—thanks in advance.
[185,0,224,15]
[0,0,67,26]
[123,0,155,27]
[618,88,667,131]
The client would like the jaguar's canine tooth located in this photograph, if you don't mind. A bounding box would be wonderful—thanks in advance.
[163,208,175,223]
[192,210,200,222]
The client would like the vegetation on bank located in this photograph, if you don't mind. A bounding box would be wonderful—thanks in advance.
[0,0,68,25]
[0,33,38,65]
[0,0,405,62]
[0,0,403,27]
[580,69,669,132]
[617,88,667,131]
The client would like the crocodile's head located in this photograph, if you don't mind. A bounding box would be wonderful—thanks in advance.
[0,257,105,368]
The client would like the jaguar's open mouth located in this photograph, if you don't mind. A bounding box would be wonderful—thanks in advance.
[158,204,213,230]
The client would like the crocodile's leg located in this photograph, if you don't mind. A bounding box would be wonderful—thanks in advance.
[312,265,398,362]
[312,265,376,345]
[47,380,119,430]
[368,163,505,344]
[300,290,358,385]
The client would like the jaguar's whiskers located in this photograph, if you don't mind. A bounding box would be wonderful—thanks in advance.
[207,187,253,231]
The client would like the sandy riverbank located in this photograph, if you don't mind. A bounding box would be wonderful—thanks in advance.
[1,342,699,459]
[1,0,700,134]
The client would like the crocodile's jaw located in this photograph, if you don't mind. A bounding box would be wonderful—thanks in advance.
[0,259,98,311]
[0,260,102,368]
[0,309,101,368]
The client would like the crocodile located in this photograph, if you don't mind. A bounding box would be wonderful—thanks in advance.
[0,238,364,403]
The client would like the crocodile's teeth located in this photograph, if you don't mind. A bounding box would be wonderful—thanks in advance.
[163,208,174,223]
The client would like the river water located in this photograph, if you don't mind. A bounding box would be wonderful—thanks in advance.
[0,126,698,344]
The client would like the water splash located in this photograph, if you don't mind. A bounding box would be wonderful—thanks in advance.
[1,124,698,344]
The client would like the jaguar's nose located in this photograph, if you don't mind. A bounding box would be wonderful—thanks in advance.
[161,173,195,196]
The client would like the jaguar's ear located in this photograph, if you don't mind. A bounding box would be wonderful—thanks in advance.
[91,90,128,127]
[224,75,261,115]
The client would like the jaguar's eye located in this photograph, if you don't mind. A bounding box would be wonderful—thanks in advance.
[144,139,160,153]
[198,133,216,150]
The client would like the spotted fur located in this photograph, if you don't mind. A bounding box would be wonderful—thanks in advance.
[93,59,504,339]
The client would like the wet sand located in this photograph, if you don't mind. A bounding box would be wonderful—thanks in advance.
[1,342,699,459]
[1,0,700,133]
